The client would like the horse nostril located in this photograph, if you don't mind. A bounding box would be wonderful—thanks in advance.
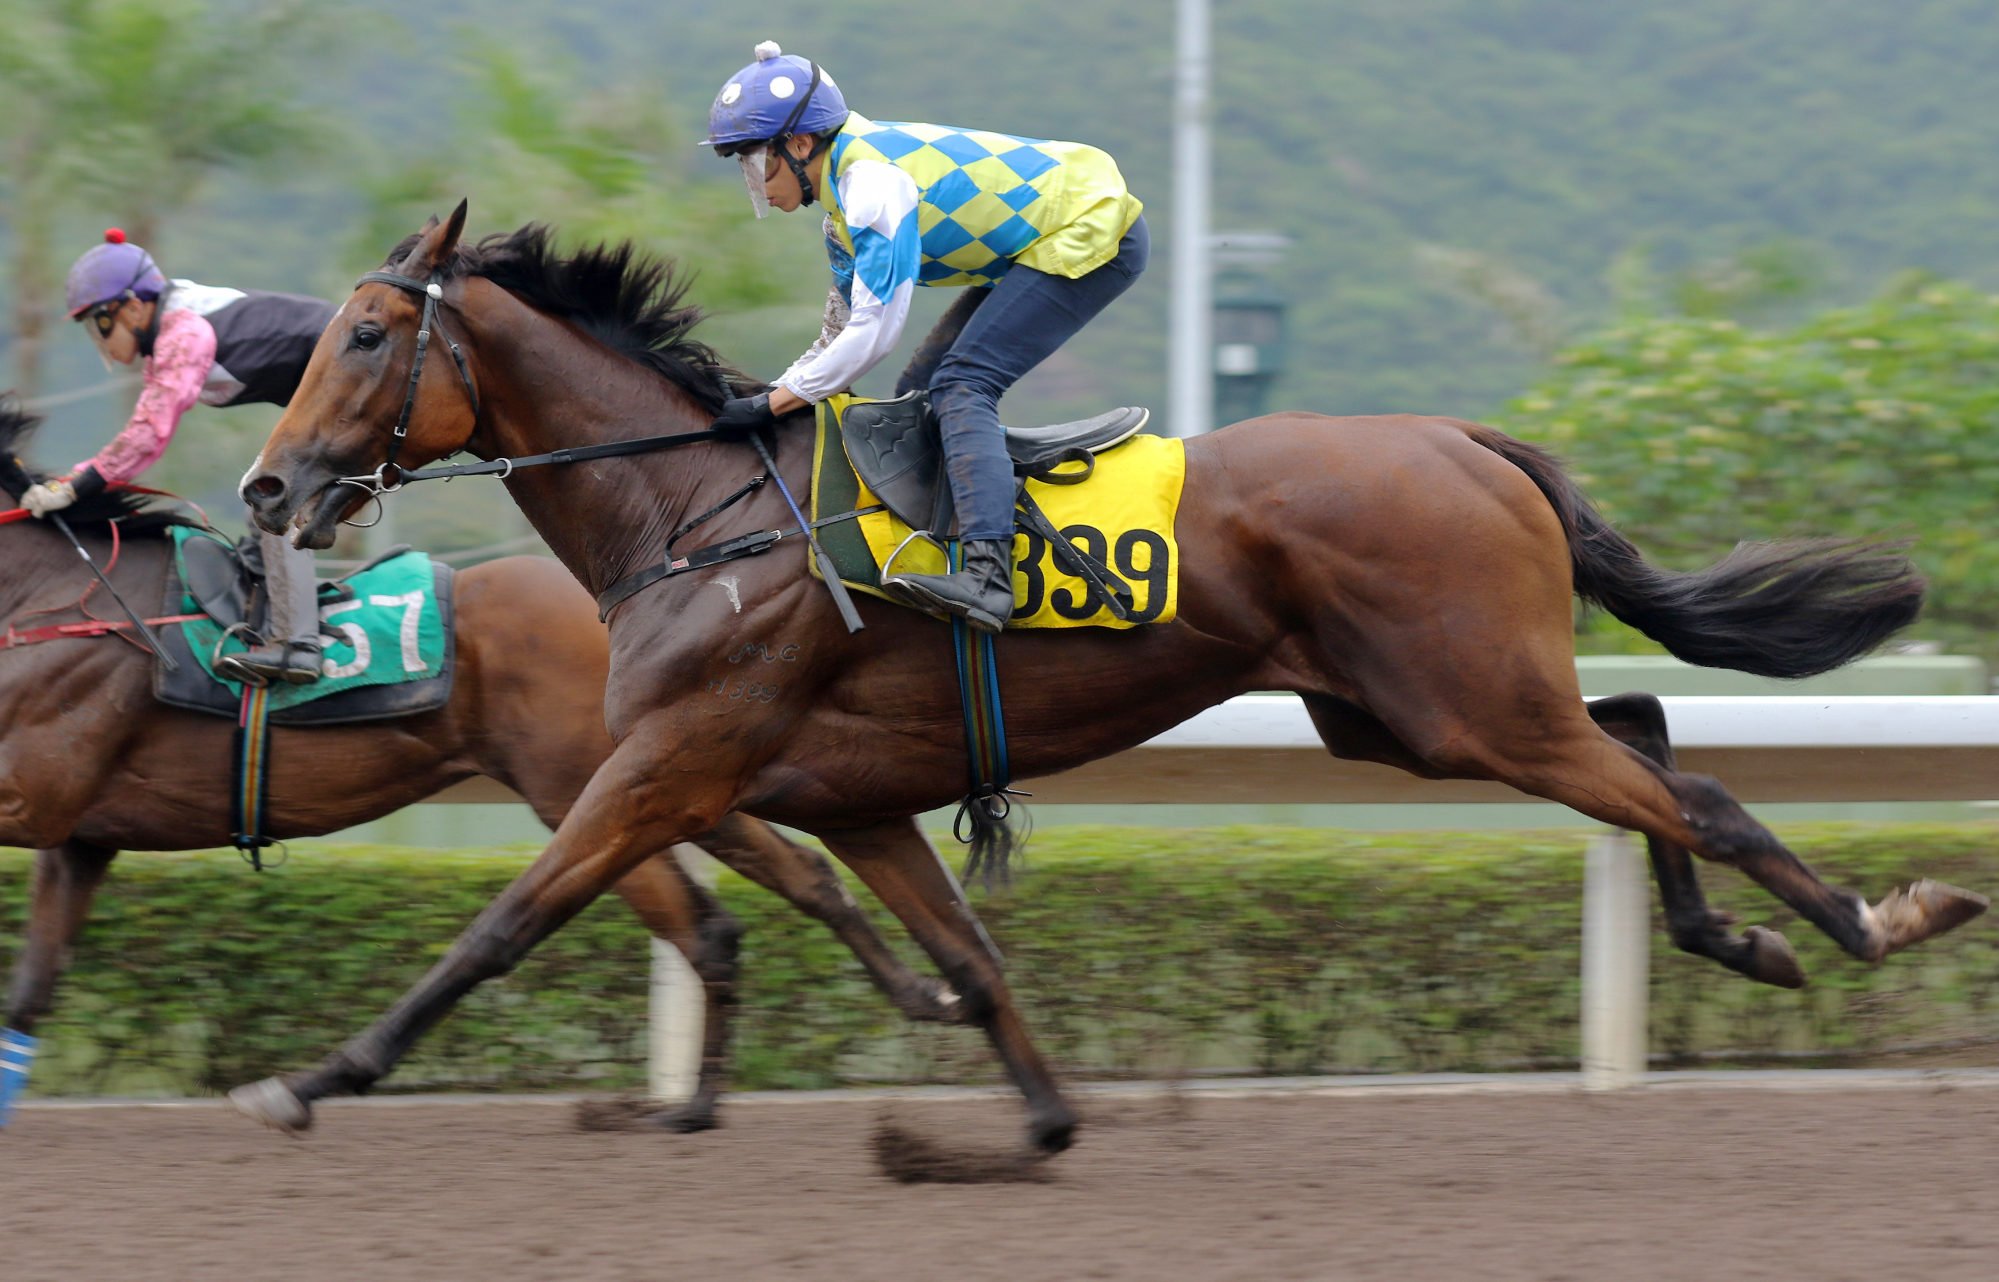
[246,474,286,503]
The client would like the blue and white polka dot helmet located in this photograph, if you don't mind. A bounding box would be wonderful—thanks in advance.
[703,40,848,149]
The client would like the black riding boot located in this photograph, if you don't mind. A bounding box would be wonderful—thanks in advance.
[222,640,323,686]
[884,538,1015,634]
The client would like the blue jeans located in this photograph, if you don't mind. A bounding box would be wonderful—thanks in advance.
[929,216,1150,542]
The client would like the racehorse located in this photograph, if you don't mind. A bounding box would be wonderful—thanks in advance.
[0,398,956,1129]
[237,204,1986,1153]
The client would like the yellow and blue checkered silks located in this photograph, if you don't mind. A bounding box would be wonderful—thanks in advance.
[824,113,1143,290]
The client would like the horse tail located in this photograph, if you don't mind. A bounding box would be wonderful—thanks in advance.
[1462,424,1925,679]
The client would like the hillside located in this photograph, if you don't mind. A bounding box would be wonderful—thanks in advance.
[10,1,1999,504]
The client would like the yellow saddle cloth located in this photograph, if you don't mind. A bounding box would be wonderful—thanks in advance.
[810,394,1185,629]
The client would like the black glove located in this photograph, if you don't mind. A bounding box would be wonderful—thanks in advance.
[711,392,777,438]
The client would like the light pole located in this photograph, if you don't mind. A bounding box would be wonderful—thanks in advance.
[1168,0,1212,439]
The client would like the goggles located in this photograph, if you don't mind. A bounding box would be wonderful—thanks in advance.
[81,302,121,338]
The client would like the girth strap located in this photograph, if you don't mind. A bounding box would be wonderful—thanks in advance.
[595,504,887,620]
[231,684,283,871]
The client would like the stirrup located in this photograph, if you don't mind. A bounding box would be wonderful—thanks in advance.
[219,639,323,687]
[212,624,271,689]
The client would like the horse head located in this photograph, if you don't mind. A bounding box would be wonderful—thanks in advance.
[242,200,484,550]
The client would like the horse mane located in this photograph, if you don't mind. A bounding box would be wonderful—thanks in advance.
[386,224,764,414]
[0,394,199,538]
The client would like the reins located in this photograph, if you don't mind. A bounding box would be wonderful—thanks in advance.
[333,268,868,629]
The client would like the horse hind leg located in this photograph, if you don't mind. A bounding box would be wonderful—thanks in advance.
[1393,691,1986,966]
[1586,693,1803,988]
[1305,692,1804,986]
[1662,769,1987,962]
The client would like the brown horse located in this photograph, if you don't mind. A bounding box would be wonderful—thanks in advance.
[0,398,956,1129]
[238,205,1985,1153]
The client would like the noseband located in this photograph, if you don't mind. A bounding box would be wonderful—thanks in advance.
[335,269,482,515]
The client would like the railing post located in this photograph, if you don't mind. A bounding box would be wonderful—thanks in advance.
[1581,830,1650,1089]
[647,938,702,1104]
[647,845,715,1104]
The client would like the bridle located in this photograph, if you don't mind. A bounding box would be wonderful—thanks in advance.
[303,260,865,631]
[332,268,482,520]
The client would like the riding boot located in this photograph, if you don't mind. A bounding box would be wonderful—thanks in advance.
[882,538,1016,634]
[222,531,324,686]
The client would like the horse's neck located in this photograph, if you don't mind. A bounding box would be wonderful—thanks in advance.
[476,322,743,601]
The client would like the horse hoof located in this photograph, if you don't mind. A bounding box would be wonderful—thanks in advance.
[900,979,966,1025]
[1743,926,1807,989]
[1029,1108,1078,1155]
[1869,880,1990,960]
[229,1078,313,1135]
[648,1105,721,1134]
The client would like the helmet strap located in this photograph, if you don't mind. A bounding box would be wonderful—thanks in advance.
[771,62,842,207]
[781,133,837,207]
[135,282,174,359]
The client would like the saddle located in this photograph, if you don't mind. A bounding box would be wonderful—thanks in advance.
[156,534,457,725]
[838,391,1149,534]
[838,392,1149,621]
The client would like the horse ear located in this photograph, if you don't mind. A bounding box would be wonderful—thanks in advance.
[399,199,471,278]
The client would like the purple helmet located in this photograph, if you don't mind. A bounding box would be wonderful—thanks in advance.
[702,40,848,149]
[65,229,166,317]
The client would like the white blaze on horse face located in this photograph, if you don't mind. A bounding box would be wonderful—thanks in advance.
[237,451,267,505]
[716,575,743,613]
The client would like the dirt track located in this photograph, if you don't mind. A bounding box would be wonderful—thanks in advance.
[5,1083,1997,1281]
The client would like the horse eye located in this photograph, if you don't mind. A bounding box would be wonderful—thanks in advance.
[352,327,384,351]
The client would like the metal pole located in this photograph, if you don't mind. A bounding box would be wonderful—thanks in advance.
[1169,0,1213,439]
[1581,830,1650,1089]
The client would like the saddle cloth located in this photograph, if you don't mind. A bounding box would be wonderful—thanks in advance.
[810,394,1186,629]
[154,527,456,725]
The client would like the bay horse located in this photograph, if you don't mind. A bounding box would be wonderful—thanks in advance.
[238,204,1984,1153]
[0,398,956,1129]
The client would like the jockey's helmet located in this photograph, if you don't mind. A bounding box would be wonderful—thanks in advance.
[65,229,166,318]
[702,40,848,151]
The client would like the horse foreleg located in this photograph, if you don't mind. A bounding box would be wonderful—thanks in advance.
[696,813,963,1024]
[818,818,1077,1155]
[610,849,743,1132]
[5,841,118,1035]
[2,840,116,1125]
[1586,693,1806,988]
[230,729,731,1134]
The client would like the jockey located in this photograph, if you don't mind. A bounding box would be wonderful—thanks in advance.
[36,229,337,684]
[703,40,1148,633]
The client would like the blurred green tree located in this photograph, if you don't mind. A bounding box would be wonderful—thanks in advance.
[0,0,335,394]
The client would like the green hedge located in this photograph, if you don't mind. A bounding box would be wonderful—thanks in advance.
[4,824,1997,1097]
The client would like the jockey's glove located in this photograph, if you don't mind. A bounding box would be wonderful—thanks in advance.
[22,476,77,517]
[21,467,104,518]
[711,392,777,437]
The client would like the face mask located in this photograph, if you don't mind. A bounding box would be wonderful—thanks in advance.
[738,147,773,219]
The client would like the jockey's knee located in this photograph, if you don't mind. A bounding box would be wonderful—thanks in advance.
[928,360,1005,410]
